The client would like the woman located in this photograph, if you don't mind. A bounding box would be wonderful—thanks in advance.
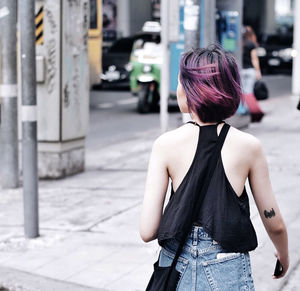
[241,26,262,94]
[139,45,289,290]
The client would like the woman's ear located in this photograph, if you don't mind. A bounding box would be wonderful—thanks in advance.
[177,79,189,113]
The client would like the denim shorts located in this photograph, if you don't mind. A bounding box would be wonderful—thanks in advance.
[158,226,255,291]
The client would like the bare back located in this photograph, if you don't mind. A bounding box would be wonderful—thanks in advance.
[166,123,253,197]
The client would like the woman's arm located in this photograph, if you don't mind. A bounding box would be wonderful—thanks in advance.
[139,136,169,242]
[248,139,289,278]
[250,48,262,80]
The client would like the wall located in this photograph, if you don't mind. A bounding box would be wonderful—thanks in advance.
[129,0,152,35]
[261,0,276,34]
[243,0,264,35]
[117,0,130,37]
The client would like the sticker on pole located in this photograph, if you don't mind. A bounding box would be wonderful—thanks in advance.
[184,5,200,31]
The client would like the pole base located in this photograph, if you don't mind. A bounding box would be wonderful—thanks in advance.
[38,139,85,179]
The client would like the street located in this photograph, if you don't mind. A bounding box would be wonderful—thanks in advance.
[88,90,180,150]
[88,75,292,149]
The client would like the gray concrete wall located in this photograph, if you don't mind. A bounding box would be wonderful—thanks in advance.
[261,0,276,34]
[117,0,130,37]
[117,0,152,37]
[243,0,264,35]
[243,0,278,37]
[129,0,152,35]
[203,0,216,47]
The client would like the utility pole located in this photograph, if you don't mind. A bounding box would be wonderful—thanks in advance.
[19,0,39,238]
[184,0,200,52]
[292,0,300,97]
[0,0,19,189]
[182,0,201,123]
[160,0,169,133]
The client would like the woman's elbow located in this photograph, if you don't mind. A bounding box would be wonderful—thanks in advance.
[140,233,154,243]
[267,221,287,236]
[139,227,157,243]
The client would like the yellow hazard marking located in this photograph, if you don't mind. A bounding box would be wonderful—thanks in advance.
[36,35,44,45]
[35,11,43,26]
[36,23,43,37]
[35,6,44,45]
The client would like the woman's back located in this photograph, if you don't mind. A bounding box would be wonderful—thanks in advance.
[156,121,258,253]
[161,122,257,198]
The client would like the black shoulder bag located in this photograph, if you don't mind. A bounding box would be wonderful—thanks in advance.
[146,124,230,291]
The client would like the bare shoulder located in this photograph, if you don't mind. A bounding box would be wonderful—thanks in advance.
[227,126,263,154]
[153,124,187,150]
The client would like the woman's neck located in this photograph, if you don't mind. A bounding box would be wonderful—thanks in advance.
[190,113,218,126]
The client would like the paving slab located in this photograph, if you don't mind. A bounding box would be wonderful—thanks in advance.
[0,266,105,291]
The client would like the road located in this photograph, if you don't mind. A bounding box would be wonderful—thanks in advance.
[88,90,180,150]
[87,74,292,150]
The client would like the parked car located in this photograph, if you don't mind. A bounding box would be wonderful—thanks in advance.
[257,34,293,75]
[101,37,135,88]
[101,33,155,89]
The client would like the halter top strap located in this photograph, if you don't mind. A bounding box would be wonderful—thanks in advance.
[186,120,224,127]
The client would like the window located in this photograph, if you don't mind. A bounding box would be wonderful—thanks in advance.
[90,0,98,29]
[109,38,134,53]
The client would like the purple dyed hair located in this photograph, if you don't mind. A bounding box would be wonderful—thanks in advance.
[179,45,242,122]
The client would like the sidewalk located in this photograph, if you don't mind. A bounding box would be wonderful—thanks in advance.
[0,94,299,291]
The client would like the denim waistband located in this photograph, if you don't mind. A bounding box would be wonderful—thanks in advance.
[188,226,210,240]
[163,226,220,255]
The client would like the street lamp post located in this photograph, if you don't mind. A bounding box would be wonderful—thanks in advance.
[184,0,201,52]
[160,0,170,133]
[292,0,300,98]
[182,0,201,123]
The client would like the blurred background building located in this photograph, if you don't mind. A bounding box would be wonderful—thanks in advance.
[0,0,297,181]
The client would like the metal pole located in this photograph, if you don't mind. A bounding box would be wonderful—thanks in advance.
[0,0,19,189]
[292,0,300,96]
[203,0,216,47]
[184,0,200,52]
[182,0,201,123]
[19,0,39,238]
[160,0,169,133]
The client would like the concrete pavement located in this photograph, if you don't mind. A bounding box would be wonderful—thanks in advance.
[0,93,299,290]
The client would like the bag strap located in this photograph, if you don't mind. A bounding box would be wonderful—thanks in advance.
[169,123,230,271]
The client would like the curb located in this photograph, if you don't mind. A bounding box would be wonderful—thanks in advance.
[0,266,108,291]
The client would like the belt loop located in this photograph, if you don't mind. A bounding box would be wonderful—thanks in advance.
[193,226,198,246]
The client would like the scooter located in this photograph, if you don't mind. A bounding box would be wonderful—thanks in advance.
[129,39,162,113]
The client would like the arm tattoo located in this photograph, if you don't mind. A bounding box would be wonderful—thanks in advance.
[264,208,276,219]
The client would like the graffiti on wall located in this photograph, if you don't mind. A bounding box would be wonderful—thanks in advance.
[82,1,89,49]
[63,0,88,120]
[45,6,57,34]
[46,39,56,94]
[44,4,58,94]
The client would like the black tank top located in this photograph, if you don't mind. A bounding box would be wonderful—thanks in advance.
[157,122,258,253]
